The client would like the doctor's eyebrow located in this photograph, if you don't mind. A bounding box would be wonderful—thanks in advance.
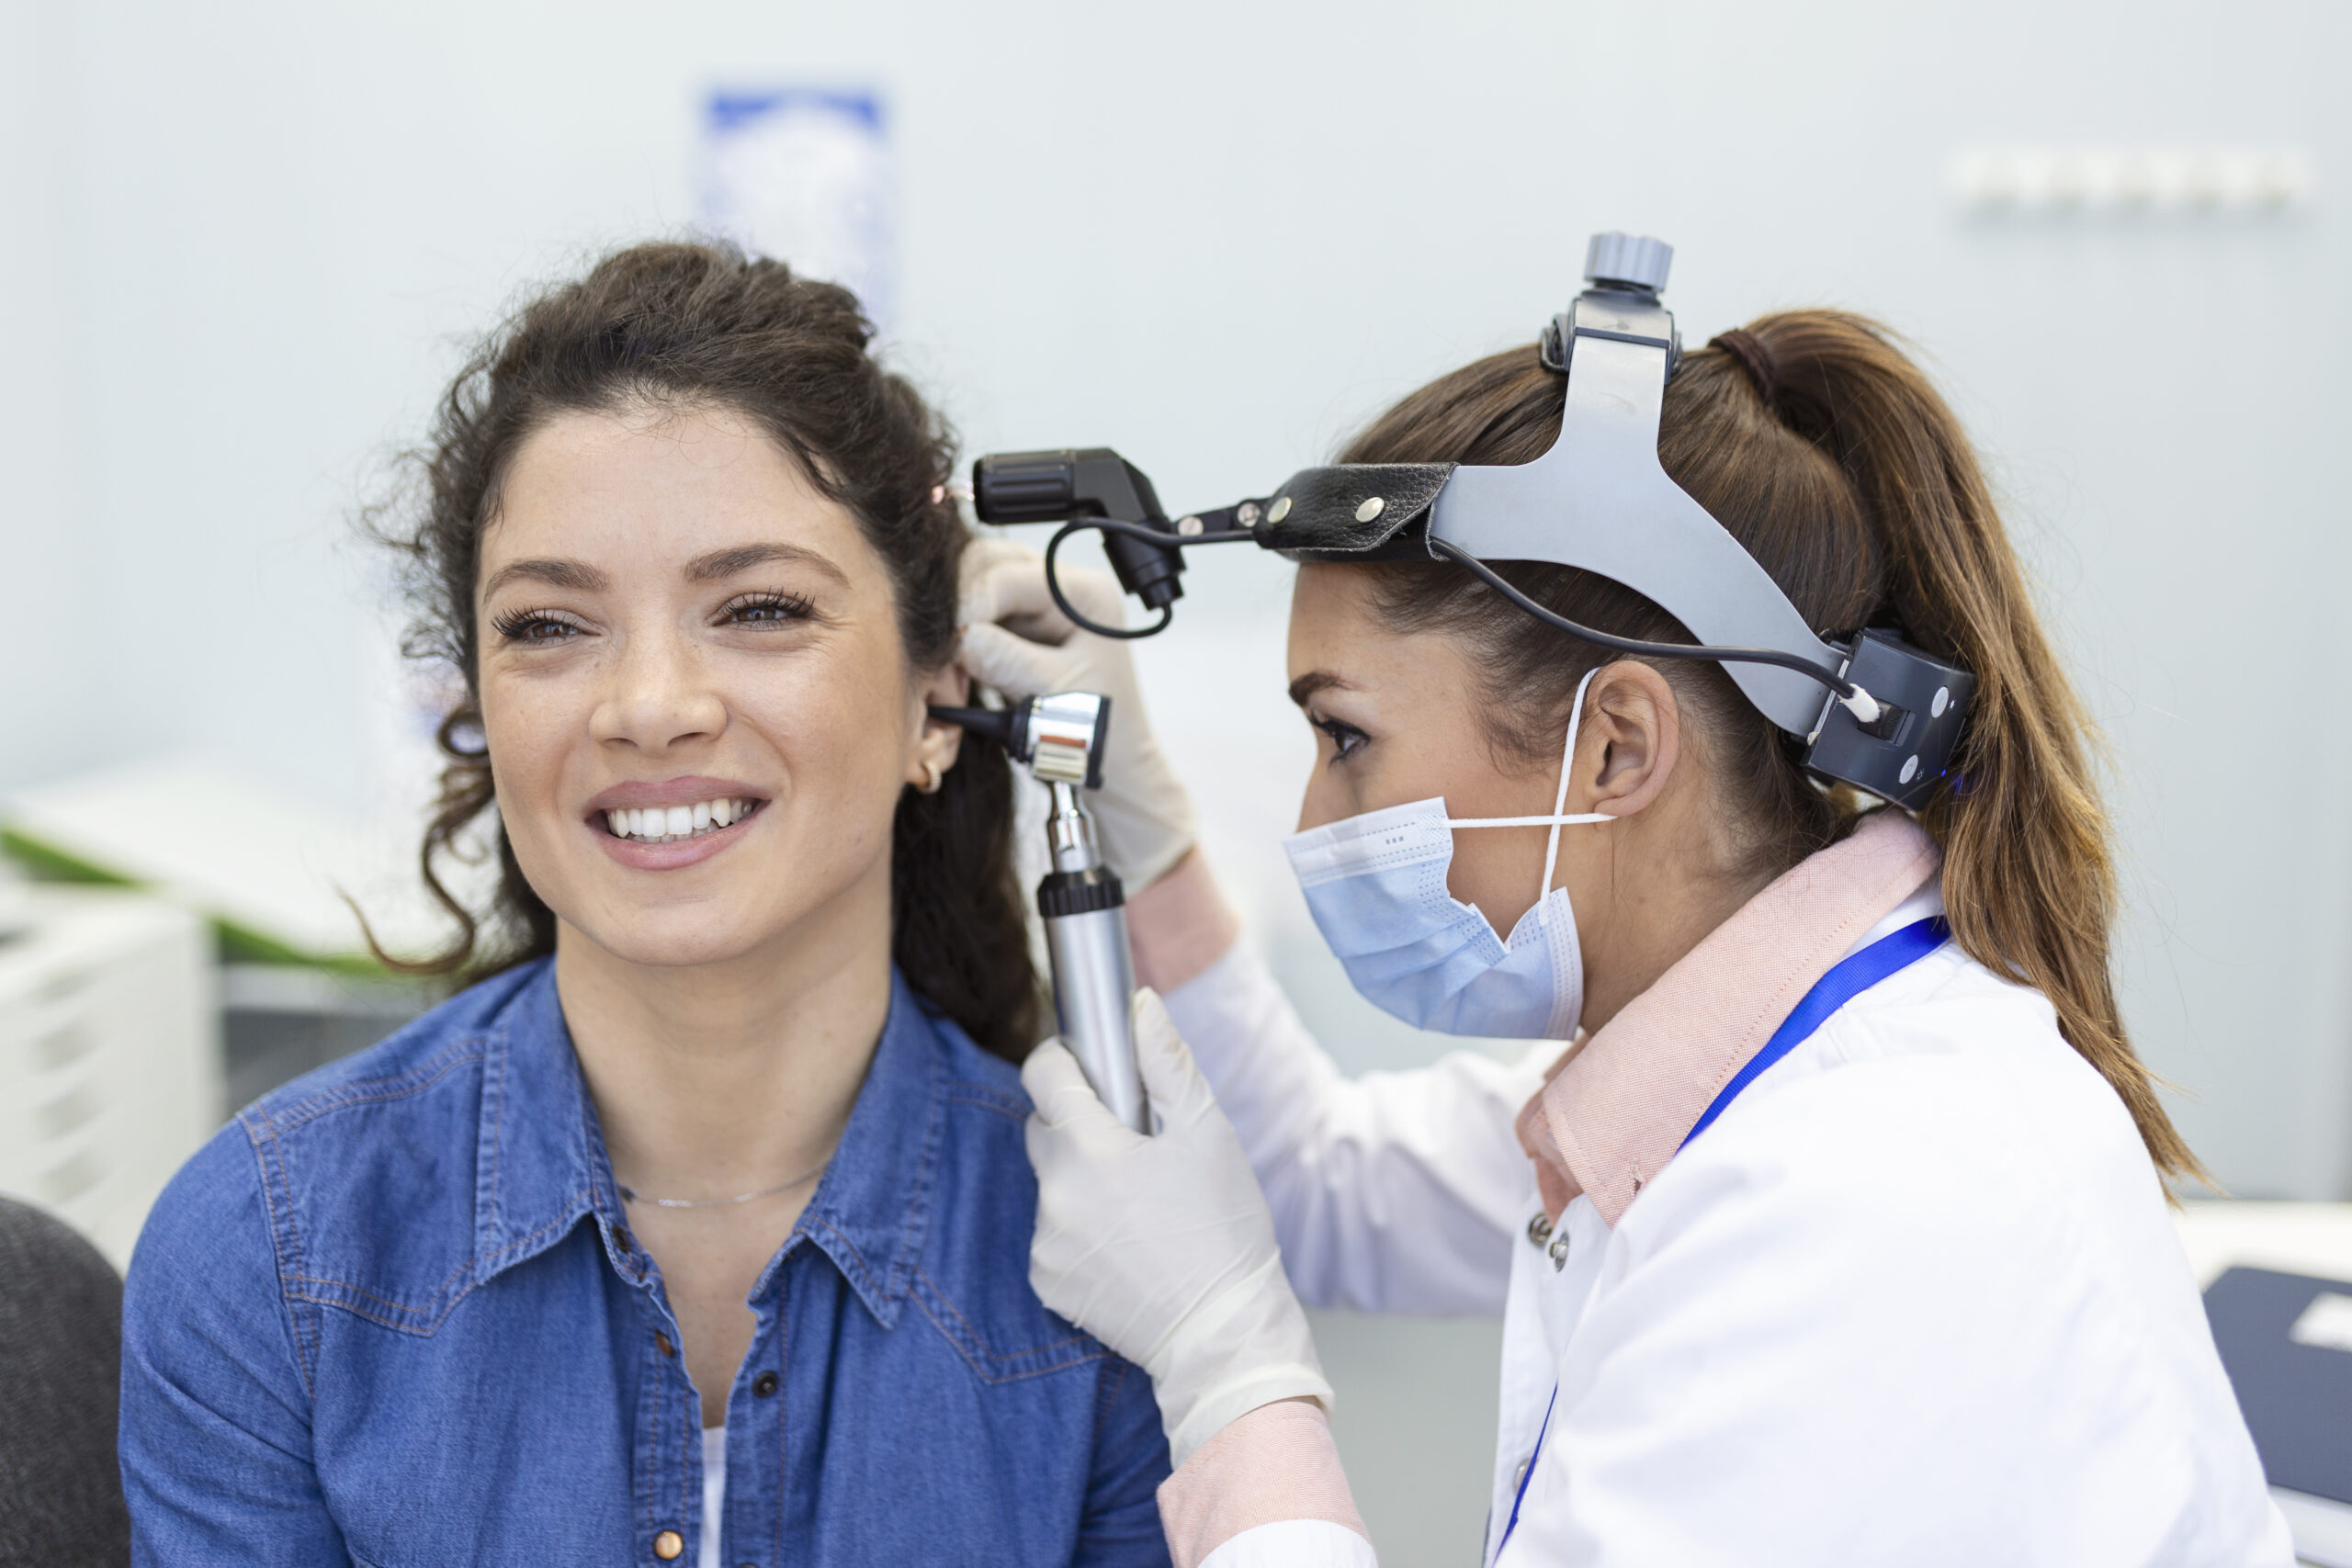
[1288,672,1353,708]
[685,542,850,587]
[480,558,610,600]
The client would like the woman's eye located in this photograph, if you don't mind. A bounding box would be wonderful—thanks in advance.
[720,592,816,627]
[1314,716,1369,762]
[492,610,585,644]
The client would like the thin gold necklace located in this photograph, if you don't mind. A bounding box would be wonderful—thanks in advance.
[616,1155,831,1211]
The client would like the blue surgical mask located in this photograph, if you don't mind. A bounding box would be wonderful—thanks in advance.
[1283,670,1611,1041]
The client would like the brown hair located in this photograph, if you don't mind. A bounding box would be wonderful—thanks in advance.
[1345,311,2201,1183]
[368,241,1042,1061]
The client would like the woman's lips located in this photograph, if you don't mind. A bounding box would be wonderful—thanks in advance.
[584,774,765,814]
[601,795,761,844]
[588,795,766,871]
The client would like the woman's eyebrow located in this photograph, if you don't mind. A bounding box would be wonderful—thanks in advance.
[686,542,850,587]
[1288,671,1352,708]
[481,558,609,599]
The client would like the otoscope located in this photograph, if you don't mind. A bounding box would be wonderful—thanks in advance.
[927,691,1149,1133]
[945,235,1979,1131]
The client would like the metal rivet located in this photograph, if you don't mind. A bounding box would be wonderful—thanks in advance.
[1525,1212,1553,1249]
[1547,1231,1571,1271]
[1354,495,1385,524]
[653,1529,684,1561]
[1238,501,1262,527]
[1176,515,1204,536]
[1268,496,1292,524]
[1513,1458,1531,1490]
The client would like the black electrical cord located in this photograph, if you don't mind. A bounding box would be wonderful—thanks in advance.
[1427,536,1859,702]
[1034,518,1856,708]
[1042,517,1260,640]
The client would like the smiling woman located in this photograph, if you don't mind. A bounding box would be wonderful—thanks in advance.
[116,244,1173,1567]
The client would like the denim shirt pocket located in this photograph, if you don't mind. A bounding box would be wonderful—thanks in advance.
[909,1264,1110,1384]
[908,1081,1113,1386]
[243,1037,501,1348]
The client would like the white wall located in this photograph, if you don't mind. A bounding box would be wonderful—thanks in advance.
[6,0,2337,1192]
[3,0,2342,1552]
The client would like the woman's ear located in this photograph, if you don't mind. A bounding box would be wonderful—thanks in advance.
[909,663,970,785]
[1580,660,1682,818]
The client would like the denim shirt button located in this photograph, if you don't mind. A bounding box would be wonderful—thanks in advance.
[752,1371,779,1398]
[654,1331,676,1359]
[652,1528,684,1560]
[611,1224,632,1256]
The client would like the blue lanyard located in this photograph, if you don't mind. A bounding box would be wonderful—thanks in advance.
[1495,1385,1555,1560]
[1680,915,1950,1149]
[1492,914,1950,1562]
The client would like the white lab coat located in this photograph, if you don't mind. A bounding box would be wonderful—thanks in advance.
[1160,888,2294,1567]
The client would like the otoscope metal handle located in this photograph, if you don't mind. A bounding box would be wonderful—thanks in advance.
[1035,777,1149,1134]
[1043,902,1148,1134]
[928,695,1148,1132]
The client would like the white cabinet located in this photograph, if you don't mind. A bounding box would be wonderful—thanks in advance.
[0,888,220,1269]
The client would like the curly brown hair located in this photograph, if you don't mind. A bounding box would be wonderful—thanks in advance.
[368,241,1042,1061]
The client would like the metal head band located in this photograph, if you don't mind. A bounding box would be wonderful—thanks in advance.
[1231,234,1847,735]
[965,232,1977,811]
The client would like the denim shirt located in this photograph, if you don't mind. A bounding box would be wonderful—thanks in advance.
[119,961,1172,1566]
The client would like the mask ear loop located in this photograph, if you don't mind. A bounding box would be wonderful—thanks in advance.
[1441,668,1614,904]
[1538,667,1604,908]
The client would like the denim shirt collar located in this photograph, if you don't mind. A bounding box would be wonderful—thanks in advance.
[471,961,944,1329]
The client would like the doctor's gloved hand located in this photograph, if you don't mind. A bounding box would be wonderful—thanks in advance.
[1023,988,1331,1466]
[958,539,1198,889]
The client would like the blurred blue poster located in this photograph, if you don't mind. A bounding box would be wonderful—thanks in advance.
[703,90,895,327]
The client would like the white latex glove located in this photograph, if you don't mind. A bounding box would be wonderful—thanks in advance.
[959,537,1199,889]
[1024,988,1332,1465]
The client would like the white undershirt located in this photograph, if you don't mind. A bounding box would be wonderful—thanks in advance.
[700,1427,726,1568]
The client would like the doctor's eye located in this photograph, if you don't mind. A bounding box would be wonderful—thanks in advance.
[1312,715,1369,763]
[491,608,589,644]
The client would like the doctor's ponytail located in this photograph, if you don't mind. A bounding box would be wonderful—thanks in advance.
[1345,312,2203,1185]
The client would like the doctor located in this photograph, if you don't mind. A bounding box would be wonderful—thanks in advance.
[959,271,2291,1564]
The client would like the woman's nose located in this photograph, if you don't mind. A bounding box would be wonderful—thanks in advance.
[588,634,727,751]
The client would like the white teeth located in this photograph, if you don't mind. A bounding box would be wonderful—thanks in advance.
[605,797,755,843]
